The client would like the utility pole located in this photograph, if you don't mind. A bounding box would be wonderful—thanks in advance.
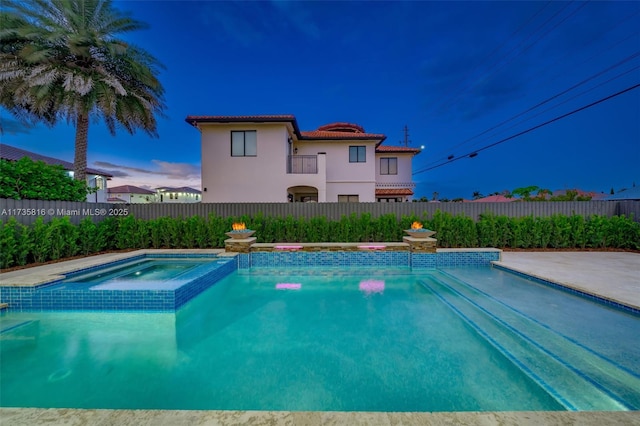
[400,125,411,147]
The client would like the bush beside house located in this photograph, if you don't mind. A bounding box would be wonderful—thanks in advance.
[0,157,91,201]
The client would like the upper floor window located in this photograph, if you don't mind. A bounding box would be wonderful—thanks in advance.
[349,146,366,163]
[380,157,398,175]
[231,130,257,157]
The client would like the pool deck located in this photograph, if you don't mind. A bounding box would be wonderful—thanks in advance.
[494,251,640,311]
[1,250,639,425]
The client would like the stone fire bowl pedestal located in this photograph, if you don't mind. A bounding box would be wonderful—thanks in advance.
[225,230,256,239]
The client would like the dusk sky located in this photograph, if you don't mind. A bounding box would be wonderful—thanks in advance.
[1,1,639,200]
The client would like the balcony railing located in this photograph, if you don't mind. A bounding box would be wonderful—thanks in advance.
[287,155,317,174]
[375,182,416,188]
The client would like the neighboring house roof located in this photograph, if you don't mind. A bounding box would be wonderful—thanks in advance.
[376,188,414,196]
[185,115,387,143]
[604,186,640,200]
[376,145,421,154]
[471,195,515,202]
[108,185,155,195]
[0,143,113,177]
[156,186,201,194]
[107,197,128,203]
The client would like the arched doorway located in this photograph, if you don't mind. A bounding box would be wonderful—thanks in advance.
[287,186,318,202]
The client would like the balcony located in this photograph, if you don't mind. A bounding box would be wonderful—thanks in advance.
[287,155,317,174]
[375,182,416,188]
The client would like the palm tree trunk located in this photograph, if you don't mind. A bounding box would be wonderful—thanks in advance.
[74,114,89,182]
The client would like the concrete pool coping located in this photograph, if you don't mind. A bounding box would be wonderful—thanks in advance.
[1,249,639,425]
[1,408,639,425]
[0,249,227,287]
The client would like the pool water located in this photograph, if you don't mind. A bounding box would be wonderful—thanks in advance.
[1,266,639,412]
[44,258,225,291]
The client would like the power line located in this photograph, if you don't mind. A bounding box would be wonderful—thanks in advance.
[422,51,640,166]
[473,64,640,149]
[413,83,640,175]
[423,50,640,167]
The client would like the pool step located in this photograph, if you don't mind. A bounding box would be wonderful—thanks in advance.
[419,274,640,411]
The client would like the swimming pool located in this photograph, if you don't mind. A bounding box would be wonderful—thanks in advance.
[1,265,638,412]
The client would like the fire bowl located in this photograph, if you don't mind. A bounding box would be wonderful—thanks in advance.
[225,230,256,239]
[404,229,436,238]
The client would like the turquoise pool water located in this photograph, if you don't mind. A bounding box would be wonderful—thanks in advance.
[44,257,224,291]
[1,266,638,412]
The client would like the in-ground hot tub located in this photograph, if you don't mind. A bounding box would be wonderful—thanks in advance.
[4,254,236,312]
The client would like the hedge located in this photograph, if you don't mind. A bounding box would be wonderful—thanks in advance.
[1,212,638,269]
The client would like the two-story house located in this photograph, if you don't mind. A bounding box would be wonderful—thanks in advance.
[186,115,420,202]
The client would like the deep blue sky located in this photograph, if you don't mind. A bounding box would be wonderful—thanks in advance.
[2,1,639,199]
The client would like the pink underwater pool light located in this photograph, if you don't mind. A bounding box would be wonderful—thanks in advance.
[276,283,302,290]
[359,280,385,295]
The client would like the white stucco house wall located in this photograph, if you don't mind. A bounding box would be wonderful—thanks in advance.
[186,115,421,203]
[1,143,112,202]
[156,186,201,203]
[108,185,156,203]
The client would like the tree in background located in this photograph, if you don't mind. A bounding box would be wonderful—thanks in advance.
[0,0,165,182]
[0,157,90,201]
[511,186,540,201]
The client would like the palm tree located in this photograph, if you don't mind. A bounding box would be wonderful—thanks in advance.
[0,0,165,182]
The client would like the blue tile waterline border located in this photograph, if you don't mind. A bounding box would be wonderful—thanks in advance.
[492,263,640,316]
[239,250,501,270]
[0,255,235,313]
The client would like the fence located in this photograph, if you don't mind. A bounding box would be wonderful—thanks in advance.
[2,198,638,226]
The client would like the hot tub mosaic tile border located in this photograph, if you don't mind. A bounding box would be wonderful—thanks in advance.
[0,255,236,312]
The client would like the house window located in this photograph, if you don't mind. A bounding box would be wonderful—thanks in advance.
[231,130,257,157]
[380,157,397,175]
[170,193,173,199]
[338,195,359,202]
[349,146,366,163]
[95,176,105,190]
[196,194,199,200]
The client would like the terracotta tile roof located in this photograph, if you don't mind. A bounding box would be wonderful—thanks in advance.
[300,130,386,141]
[185,115,387,142]
[470,195,515,202]
[108,185,155,195]
[316,122,365,133]
[376,145,421,154]
[186,115,296,123]
[375,188,414,196]
[0,143,113,177]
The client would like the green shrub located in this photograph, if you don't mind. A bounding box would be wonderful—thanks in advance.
[2,211,639,268]
[0,218,17,268]
[30,217,50,263]
[47,217,78,260]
